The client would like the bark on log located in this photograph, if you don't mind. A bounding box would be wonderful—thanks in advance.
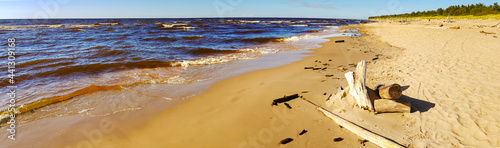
[317,107,406,148]
[345,60,373,111]
[374,99,411,113]
[378,84,403,100]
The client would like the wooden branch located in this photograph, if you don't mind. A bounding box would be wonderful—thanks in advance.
[317,107,406,148]
[272,94,299,106]
[378,84,403,100]
[345,60,373,111]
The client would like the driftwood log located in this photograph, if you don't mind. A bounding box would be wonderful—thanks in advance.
[345,60,373,111]
[317,107,405,148]
[320,60,412,147]
[378,84,403,100]
[374,99,411,113]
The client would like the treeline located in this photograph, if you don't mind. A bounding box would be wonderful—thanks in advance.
[369,3,500,19]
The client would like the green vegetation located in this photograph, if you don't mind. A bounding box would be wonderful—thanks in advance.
[369,3,500,19]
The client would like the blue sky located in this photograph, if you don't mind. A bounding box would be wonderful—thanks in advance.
[0,0,498,19]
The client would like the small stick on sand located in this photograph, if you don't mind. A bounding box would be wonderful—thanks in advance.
[272,94,299,106]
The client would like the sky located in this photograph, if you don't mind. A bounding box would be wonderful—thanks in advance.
[0,0,498,19]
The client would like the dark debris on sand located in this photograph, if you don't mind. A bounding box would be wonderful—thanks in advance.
[334,137,344,142]
[272,94,299,106]
[280,138,294,144]
[299,129,308,135]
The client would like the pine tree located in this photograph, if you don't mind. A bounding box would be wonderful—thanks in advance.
[437,8,444,15]
[494,2,499,11]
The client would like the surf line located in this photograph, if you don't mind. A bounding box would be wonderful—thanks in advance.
[121,87,173,100]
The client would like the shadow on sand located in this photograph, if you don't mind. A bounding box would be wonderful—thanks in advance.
[396,85,435,113]
[399,95,435,113]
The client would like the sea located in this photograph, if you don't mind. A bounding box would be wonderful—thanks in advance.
[0,18,367,122]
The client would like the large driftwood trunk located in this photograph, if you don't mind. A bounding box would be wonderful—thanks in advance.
[345,60,373,111]
[374,99,411,113]
[378,84,403,100]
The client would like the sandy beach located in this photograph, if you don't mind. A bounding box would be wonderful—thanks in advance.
[365,19,500,147]
[3,19,500,148]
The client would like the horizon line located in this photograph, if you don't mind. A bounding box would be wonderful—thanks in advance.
[0,16,368,20]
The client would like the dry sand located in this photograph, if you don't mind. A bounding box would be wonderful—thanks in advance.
[365,19,500,147]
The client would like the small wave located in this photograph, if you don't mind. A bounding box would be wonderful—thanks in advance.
[276,34,316,42]
[94,22,121,26]
[129,75,197,85]
[17,58,62,69]
[234,26,253,29]
[148,31,161,34]
[28,60,178,80]
[104,28,114,31]
[0,25,62,30]
[84,38,95,41]
[86,46,109,50]
[198,25,210,28]
[96,48,130,57]
[142,37,178,42]
[65,24,98,28]
[240,37,281,43]
[30,61,76,71]
[0,23,121,30]
[161,23,198,30]
[187,48,239,55]
[170,48,265,68]
[182,36,203,40]
[267,21,284,24]
[119,45,135,48]
[234,30,267,34]
[66,28,86,32]
[289,24,308,27]
[168,26,198,30]
[36,32,49,36]
[237,20,260,23]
